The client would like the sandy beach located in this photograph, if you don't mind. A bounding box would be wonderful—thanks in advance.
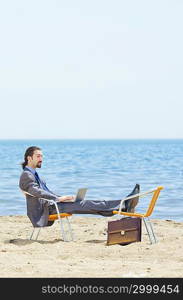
[0,215,183,278]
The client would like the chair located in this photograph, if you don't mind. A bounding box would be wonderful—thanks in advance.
[112,186,164,244]
[21,190,74,242]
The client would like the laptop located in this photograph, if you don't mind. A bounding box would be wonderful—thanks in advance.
[59,188,88,202]
[74,188,88,202]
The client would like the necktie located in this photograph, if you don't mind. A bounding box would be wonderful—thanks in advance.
[35,171,41,186]
[35,171,51,192]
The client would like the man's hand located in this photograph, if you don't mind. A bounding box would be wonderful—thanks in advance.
[57,195,75,202]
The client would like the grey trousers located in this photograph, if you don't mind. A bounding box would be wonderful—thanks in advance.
[49,199,126,217]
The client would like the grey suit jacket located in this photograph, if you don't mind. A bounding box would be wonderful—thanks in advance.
[19,168,59,227]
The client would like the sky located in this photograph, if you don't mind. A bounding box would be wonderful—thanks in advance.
[0,0,183,139]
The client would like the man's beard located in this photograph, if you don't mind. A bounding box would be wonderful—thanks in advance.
[36,162,42,168]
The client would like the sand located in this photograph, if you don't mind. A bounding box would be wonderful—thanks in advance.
[0,215,183,278]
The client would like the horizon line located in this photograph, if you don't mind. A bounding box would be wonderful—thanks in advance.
[0,138,183,141]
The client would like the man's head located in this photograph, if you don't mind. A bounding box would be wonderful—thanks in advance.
[22,146,43,169]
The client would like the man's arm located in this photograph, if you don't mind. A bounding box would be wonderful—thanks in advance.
[19,171,59,201]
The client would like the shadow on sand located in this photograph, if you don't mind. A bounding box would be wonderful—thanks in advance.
[5,238,63,245]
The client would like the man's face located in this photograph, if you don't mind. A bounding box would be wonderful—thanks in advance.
[28,150,43,168]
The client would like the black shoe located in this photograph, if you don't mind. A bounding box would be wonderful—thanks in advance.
[124,184,140,212]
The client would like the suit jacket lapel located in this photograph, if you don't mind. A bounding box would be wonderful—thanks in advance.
[24,167,40,186]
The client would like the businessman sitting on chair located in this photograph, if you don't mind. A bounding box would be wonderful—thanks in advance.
[19,146,140,227]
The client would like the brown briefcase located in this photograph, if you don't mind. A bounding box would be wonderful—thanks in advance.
[107,217,142,246]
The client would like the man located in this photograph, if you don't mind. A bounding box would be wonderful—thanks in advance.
[19,146,140,227]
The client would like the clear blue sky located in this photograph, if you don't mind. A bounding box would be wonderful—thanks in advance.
[0,0,182,139]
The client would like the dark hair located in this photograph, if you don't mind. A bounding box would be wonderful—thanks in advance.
[21,146,41,169]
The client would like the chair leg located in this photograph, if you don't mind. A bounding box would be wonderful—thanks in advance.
[65,217,75,241]
[57,217,75,242]
[29,228,41,241]
[54,207,68,242]
[143,217,157,244]
[49,202,74,242]
[148,217,157,243]
[29,228,35,240]
[35,228,41,240]
[58,217,68,242]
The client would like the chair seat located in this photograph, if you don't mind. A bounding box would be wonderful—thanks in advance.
[48,213,72,221]
[113,210,145,218]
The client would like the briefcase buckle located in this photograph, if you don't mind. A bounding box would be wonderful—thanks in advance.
[120,230,125,235]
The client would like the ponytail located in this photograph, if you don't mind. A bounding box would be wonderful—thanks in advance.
[21,160,28,169]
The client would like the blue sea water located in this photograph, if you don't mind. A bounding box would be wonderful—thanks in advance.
[0,139,183,221]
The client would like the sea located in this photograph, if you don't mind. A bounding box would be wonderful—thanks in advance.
[0,139,183,222]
